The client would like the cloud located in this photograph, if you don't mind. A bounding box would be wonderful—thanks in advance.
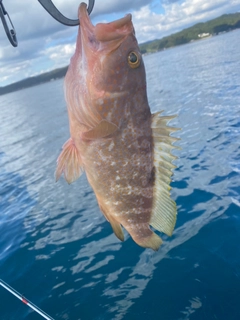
[161,0,180,4]
[132,0,240,43]
[0,0,240,86]
[42,43,76,67]
[92,0,152,15]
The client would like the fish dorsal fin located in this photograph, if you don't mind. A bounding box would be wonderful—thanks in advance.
[81,120,118,140]
[55,138,83,184]
[150,112,180,236]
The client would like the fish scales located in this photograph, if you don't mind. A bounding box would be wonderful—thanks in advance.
[56,3,179,250]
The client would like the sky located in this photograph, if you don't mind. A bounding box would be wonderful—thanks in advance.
[0,0,240,86]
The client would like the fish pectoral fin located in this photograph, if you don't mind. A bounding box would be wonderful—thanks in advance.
[150,112,180,236]
[81,120,118,140]
[55,138,83,184]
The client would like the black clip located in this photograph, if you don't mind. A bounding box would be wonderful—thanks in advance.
[0,0,17,47]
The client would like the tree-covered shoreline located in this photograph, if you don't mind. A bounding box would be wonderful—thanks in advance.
[139,12,240,54]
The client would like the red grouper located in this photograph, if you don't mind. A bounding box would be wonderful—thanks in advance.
[56,3,180,251]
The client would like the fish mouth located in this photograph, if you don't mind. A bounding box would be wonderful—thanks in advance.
[78,3,134,51]
[78,3,95,39]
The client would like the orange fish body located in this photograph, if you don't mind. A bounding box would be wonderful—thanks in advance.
[56,3,179,250]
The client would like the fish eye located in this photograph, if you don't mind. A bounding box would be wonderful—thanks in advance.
[128,51,141,68]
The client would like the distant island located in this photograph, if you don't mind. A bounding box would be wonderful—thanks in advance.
[0,12,240,96]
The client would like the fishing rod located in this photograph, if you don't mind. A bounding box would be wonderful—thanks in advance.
[0,279,55,320]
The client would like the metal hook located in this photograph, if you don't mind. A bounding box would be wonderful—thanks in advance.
[0,0,18,47]
[38,0,95,26]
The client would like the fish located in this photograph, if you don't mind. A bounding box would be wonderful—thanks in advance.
[56,3,179,251]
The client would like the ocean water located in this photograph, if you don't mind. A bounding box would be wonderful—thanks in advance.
[0,29,240,320]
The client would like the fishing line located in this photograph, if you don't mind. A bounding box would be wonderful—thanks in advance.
[0,279,54,320]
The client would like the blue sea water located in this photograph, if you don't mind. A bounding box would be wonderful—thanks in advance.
[0,29,240,320]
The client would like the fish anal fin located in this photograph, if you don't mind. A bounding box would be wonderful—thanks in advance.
[150,112,179,237]
[99,204,124,242]
[81,120,118,140]
[55,138,83,184]
[109,217,124,242]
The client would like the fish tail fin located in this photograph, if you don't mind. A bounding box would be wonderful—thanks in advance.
[150,112,180,237]
[55,138,83,184]
[133,231,163,251]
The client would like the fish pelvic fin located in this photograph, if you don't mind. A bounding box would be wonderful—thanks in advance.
[150,112,180,237]
[55,138,83,184]
[81,120,118,140]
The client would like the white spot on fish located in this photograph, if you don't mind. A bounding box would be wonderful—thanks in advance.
[116,176,120,181]
[108,141,115,151]
[127,185,132,195]
[111,161,116,166]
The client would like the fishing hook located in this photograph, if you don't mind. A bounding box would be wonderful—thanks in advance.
[0,0,18,47]
[38,0,95,26]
